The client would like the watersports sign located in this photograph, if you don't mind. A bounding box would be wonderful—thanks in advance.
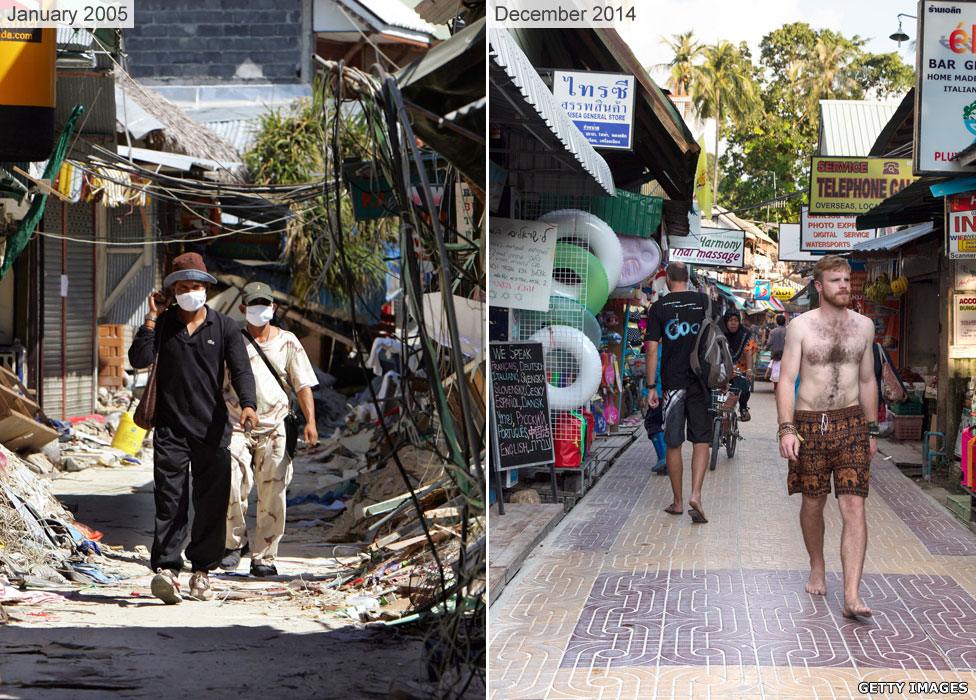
[552,70,635,150]
[667,227,745,268]
[808,157,917,215]
[800,207,877,252]
[948,191,976,258]
[916,0,976,175]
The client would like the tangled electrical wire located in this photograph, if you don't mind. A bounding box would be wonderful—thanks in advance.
[317,62,485,698]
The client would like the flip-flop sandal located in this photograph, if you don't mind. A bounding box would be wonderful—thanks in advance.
[687,505,708,523]
[663,504,682,515]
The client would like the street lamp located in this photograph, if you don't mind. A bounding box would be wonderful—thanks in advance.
[890,13,916,47]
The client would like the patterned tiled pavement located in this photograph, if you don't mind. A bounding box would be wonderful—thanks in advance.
[489,385,976,698]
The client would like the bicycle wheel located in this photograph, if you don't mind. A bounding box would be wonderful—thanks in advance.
[726,413,738,458]
[709,417,721,471]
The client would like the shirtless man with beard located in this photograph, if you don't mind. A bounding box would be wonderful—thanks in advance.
[776,255,878,619]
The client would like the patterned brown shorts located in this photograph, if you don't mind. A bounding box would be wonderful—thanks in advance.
[787,405,871,498]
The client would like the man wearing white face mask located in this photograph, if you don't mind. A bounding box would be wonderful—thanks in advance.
[129,252,258,604]
[221,281,319,576]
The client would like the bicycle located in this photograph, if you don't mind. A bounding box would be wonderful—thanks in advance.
[708,371,749,471]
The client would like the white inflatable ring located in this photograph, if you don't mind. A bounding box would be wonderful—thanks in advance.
[528,325,602,411]
[540,209,624,290]
[616,235,662,288]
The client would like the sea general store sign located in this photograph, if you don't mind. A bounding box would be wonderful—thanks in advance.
[948,191,976,258]
[667,227,745,268]
[917,0,976,174]
[800,207,877,252]
[808,157,916,214]
[553,70,635,150]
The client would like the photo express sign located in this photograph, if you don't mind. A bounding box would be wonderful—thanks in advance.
[800,207,877,252]
[808,157,917,215]
[552,70,635,150]
[667,227,745,268]
[917,0,976,174]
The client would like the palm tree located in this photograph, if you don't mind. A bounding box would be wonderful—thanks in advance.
[658,31,703,97]
[799,33,860,116]
[690,41,758,204]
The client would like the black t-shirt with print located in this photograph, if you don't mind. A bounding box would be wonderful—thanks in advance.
[644,291,710,391]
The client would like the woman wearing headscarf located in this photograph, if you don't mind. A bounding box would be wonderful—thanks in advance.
[723,310,758,421]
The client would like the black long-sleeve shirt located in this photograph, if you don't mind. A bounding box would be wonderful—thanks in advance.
[129,305,256,447]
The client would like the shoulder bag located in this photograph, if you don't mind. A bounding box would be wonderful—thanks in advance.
[241,329,300,458]
[133,316,166,430]
[878,343,908,404]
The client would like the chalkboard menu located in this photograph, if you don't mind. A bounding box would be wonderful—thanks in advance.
[489,341,554,470]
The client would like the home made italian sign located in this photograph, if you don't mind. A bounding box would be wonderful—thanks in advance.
[808,157,916,215]
[800,207,877,252]
[917,0,976,174]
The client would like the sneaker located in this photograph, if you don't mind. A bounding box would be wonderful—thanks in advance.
[739,408,751,422]
[220,548,242,571]
[188,571,214,601]
[250,562,278,577]
[150,568,182,605]
[651,459,667,474]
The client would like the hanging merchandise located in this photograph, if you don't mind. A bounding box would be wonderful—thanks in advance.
[540,209,624,289]
[0,29,56,162]
[616,236,662,289]
[514,296,601,348]
[551,242,610,315]
[601,350,615,387]
[528,325,602,410]
[603,391,619,425]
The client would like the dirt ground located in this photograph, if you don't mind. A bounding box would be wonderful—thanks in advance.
[0,456,481,699]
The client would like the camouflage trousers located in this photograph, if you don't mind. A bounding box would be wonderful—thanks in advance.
[225,425,292,564]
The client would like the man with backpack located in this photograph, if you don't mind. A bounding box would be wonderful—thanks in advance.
[645,262,730,524]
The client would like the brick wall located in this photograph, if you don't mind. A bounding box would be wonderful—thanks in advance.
[125,0,306,83]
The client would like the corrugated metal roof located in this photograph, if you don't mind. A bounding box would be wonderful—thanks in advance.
[488,28,614,196]
[818,100,903,157]
[849,221,935,252]
[337,0,438,36]
[200,119,263,155]
[115,85,166,140]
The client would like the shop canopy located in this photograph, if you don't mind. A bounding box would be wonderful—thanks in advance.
[489,28,615,196]
[849,221,936,254]
[713,281,746,310]
[855,176,946,230]
[511,28,699,200]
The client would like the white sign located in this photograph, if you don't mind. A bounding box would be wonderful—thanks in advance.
[778,223,822,262]
[948,192,976,258]
[917,1,976,175]
[956,258,976,290]
[955,292,976,345]
[667,227,745,268]
[800,207,877,252]
[489,217,557,311]
[553,70,635,150]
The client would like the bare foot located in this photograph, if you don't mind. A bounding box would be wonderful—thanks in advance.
[842,599,873,619]
[805,570,827,596]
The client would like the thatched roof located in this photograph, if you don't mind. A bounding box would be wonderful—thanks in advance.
[114,70,244,181]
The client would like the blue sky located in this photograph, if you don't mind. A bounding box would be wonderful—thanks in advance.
[622,0,919,83]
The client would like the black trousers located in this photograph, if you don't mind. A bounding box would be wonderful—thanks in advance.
[150,425,231,573]
[732,375,752,411]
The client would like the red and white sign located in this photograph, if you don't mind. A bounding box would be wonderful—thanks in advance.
[800,207,876,252]
[949,192,976,259]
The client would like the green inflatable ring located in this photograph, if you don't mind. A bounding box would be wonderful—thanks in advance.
[552,242,609,315]
[516,296,601,348]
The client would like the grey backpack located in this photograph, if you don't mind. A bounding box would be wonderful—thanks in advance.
[689,296,734,390]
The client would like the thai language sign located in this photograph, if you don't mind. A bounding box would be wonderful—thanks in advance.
[667,227,745,268]
[553,70,635,150]
[800,207,877,252]
[916,0,976,174]
[489,217,557,312]
[489,342,554,470]
[808,157,917,215]
[948,192,976,258]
